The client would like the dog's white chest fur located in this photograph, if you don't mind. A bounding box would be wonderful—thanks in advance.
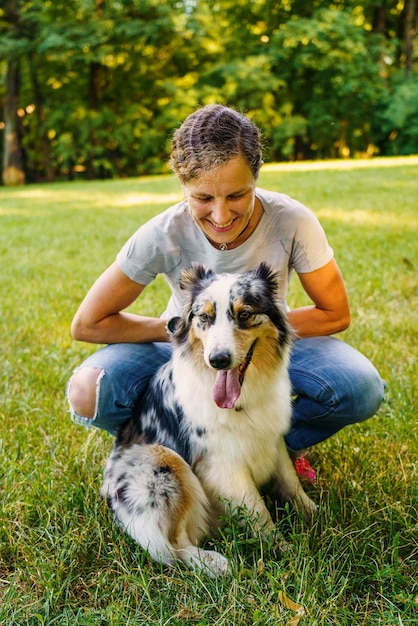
[171,347,292,488]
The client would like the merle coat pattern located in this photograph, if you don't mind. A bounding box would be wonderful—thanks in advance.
[101,263,317,577]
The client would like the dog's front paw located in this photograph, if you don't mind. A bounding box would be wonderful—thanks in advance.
[190,549,232,578]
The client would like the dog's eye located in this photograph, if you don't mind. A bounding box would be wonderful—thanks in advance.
[238,310,253,322]
[199,313,211,323]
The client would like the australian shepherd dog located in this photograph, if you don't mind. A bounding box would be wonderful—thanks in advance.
[101,263,317,577]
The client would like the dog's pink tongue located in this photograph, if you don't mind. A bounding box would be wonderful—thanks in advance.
[213,369,241,408]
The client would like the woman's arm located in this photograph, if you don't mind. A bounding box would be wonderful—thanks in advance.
[287,258,350,338]
[70,262,169,344]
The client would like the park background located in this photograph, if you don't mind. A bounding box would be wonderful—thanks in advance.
[1,0,418,185]
[0,1,417,625]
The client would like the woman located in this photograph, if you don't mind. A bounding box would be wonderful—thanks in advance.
[66,104,384,475]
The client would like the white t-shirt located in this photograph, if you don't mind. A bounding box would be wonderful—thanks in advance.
[116,188,334,318]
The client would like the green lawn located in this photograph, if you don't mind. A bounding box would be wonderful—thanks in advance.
[0,157,417,625]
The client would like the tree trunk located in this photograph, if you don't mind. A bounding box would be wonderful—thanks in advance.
[84,0,106,179]
[2,59,26,186]
[372,1,386,35]
[405,0,416,74]
[29,54,55,182]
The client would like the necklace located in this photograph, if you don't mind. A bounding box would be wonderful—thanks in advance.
[205,199,263,252]
[217,210,255,251]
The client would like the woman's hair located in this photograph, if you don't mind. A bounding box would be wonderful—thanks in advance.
[170,104,263,183]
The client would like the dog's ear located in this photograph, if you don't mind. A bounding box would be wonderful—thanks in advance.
[179,263,215,292]
[176,265,216,340]
[167,315,190,343]
[248,263,292,347]
[252,263,279,296]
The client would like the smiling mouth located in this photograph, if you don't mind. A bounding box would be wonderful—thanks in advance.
[208,218,236,230]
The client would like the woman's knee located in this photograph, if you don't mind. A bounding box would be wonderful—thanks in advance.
[335,359,385,424]
[357,366,386,421]
[290,339,385,425]
[67,366,103,419]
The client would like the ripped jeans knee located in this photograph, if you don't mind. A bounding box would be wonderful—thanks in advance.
[65,342,172,435]
[66,366,104,427]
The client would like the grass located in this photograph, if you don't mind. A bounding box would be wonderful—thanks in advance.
[0,156,417,625]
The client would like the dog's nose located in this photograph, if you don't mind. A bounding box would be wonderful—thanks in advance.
[209,350,232,370]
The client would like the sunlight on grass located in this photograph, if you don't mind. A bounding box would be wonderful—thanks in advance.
[316,207,417,228]
[0,187,183,216]
[262,154,418,171]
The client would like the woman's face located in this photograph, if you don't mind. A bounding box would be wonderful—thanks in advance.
[183,157,258,249]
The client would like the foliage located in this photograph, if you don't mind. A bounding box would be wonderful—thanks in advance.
[0,158,417,623]
[0,0,417,182]
[268,9,388,159]
[380,73,418,155]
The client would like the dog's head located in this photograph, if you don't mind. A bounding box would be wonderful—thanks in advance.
[168,263,292,409]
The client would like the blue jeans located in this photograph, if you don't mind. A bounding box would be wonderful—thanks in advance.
[66,337,385,451]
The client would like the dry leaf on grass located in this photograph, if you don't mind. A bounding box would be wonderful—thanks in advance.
[278,590,306,625]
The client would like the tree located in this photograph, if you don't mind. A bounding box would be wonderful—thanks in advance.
[405,0,416,74]
[1,0,25,185]
[35,0,193,178]
[0,0,417,183]
[267,8,388,159]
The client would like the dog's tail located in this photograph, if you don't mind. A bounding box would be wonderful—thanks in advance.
[101,443,212,567]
